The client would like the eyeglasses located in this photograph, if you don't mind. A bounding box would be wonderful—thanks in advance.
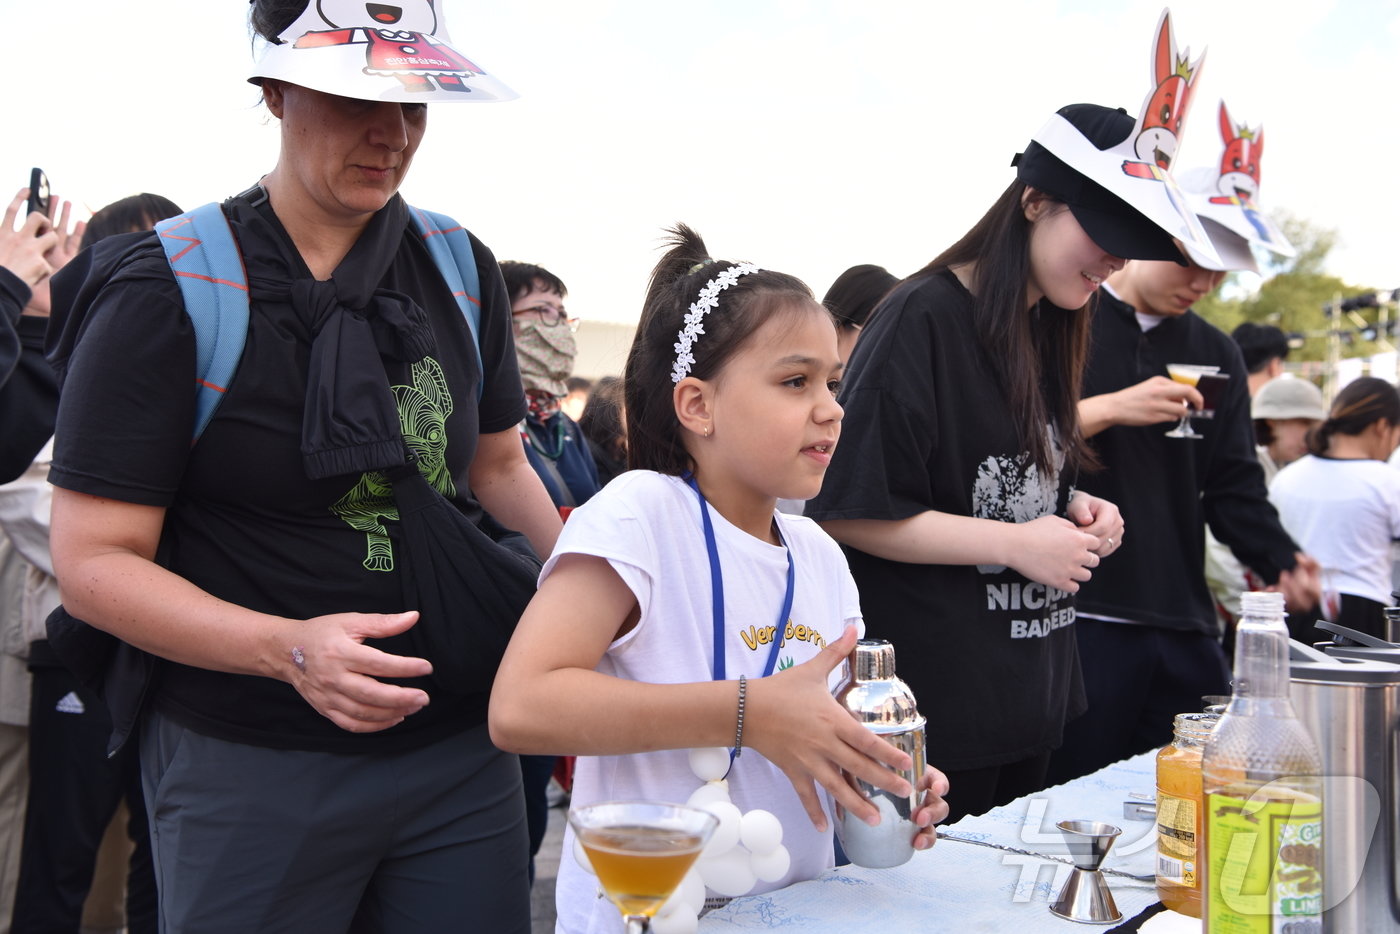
[512,304,580,332]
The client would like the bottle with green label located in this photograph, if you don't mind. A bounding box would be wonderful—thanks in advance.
[1203,591,1323,933]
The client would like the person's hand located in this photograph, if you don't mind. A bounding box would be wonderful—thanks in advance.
[1067,491,1125,557]
[43,198,85,270]
[911,765,950,850]
[280,610,434,733]
[0,189,57,288]
[745,625,917,831]
[1105,376,1204,427]
[26,198,87,316]
[1005,515,1101,592]
[1271,552,1321,615]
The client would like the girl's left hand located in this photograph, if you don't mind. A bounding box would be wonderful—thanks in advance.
[911,766,951,850]
[1067,491,1125,557]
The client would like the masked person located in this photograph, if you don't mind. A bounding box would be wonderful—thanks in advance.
[502,261,601,513]
[43,3,560,932]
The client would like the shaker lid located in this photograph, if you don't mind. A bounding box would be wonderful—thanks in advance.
[852,639,897,681]
[842,639,925,731]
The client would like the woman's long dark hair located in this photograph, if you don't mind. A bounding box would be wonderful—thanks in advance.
[624,225,823,475]
[914,180,1096,477]
[1308,377,1400,456]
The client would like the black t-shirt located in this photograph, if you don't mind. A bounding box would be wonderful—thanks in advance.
[806,270,1085,770]
[49,192,526,752]
[1074,290,1298,635]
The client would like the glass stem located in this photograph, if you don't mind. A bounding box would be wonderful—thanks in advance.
[623,916,650,933]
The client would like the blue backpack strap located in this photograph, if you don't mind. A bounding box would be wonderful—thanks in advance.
[154,204,250,443]
[408,206,484,400]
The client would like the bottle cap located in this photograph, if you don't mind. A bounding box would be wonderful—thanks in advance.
[1241,591,1285,615]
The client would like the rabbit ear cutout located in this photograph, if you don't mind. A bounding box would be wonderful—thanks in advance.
[1177,100,1295,263]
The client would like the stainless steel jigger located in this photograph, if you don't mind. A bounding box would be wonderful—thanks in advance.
[1048,820,1123,924]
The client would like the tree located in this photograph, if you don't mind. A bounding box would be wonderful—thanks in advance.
[1194,212,1380,363]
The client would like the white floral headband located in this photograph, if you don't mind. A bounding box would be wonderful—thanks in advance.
[671,262,761,383]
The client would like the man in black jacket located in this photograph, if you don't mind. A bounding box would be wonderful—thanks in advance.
[1046,226,1318,784]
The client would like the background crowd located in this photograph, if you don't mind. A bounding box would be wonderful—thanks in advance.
[3,3,1399,934]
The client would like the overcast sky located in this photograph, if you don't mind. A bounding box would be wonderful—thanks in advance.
[4,0,1396,323]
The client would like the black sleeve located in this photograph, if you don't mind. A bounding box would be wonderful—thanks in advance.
[806,289,940,522]
[48,244,197,507]
[467,232,527,435]
[1201,339,1298,582]
[0,266,27,389]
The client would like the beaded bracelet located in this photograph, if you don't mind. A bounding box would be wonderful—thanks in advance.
[733,675,747,758]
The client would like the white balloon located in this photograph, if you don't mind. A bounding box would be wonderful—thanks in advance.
[688,747,731,782]
[698,847,757,897]
[686,781,731,810]
[700,801,742,857]
[572,836,593,874]
[651,903,699,934]
[673,867,705,914]
[739,809,784,855]
[751,843,792,883]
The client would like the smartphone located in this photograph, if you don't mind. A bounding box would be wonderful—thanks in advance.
[27,168,50,217]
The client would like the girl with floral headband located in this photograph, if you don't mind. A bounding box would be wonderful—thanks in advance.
[490,225,948,934]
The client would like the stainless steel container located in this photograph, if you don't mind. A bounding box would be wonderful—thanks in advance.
[833,638,926,868]
[1289,627,1400,933]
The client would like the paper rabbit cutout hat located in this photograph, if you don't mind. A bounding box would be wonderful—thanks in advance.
[1177,101,1295,272]
[251,0,516,103]
[1016,9,1218,266]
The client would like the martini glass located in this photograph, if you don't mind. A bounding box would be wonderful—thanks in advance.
[1164,364,1222,439]
[569,801,718,933]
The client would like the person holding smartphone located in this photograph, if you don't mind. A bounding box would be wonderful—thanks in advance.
[0,188,59,391]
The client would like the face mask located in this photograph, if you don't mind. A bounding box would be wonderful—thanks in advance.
[515,318,577,398]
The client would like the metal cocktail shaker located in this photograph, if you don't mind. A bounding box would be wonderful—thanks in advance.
[833,638,927,868]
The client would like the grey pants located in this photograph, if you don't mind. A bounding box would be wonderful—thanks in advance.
[140,713,530,934]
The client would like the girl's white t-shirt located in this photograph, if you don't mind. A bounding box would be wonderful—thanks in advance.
[1269,454,1400,605]
[544,471,863,934]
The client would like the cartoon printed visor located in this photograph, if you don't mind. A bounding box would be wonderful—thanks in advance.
[249,0,516,103]
[1180,217,1259,273]
[1175,102,1295,268]
[1024,9,1218,267]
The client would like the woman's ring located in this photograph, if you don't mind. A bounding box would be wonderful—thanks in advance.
[1106,537,1114,549]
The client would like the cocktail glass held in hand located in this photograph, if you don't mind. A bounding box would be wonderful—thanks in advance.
[1164,364,1225,439]
[569,801,718,933]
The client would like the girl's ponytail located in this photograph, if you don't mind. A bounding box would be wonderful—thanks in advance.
[1305,419,1335,457]
[1307,376,1400,456]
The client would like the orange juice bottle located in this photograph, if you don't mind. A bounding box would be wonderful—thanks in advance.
[1155,712,1218,917]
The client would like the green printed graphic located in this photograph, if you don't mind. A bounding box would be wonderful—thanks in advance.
[1205,789,1322,933]
[331,357,456,572]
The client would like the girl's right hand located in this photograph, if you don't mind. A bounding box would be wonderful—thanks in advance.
[1005,515,1101,592]
[282,610,434,733]
[744,625,916,831]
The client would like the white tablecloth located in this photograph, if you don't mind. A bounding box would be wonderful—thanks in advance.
[701,752,1169,933]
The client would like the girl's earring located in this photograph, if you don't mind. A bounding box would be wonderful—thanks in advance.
[703,425,711,438]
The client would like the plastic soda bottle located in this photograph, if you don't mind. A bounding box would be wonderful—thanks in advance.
[1203,591,1323,932]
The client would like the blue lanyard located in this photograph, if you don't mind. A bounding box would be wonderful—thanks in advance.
[683,474,795,684]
